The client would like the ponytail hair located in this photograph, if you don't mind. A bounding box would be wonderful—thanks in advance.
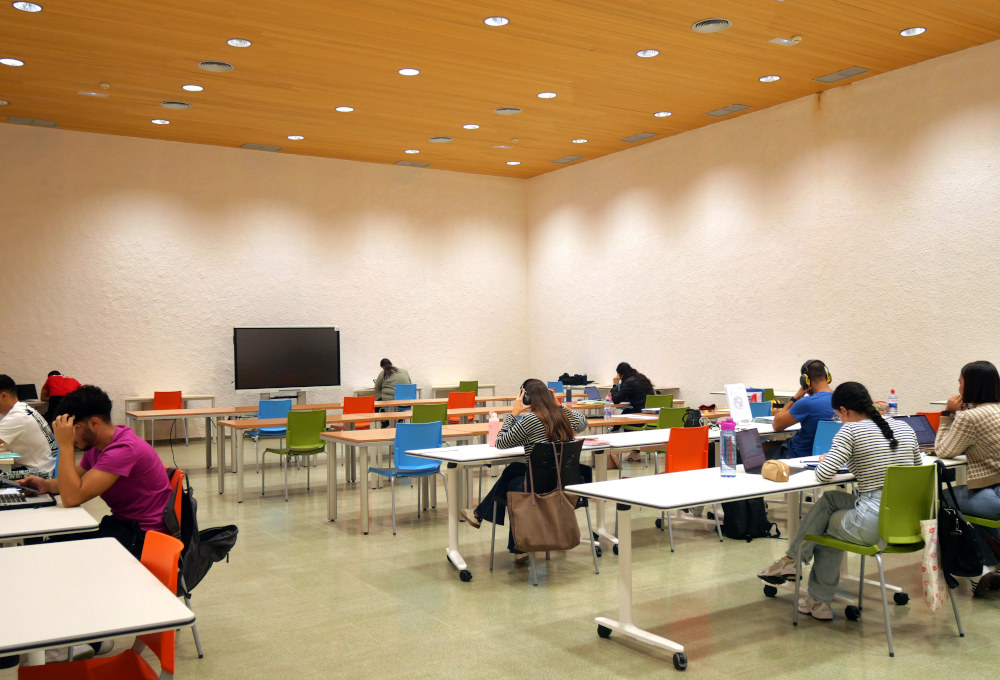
[831,381,897,449]
[379,358,398,378]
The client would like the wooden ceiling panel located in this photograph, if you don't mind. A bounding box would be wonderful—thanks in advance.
[2,0,998,177]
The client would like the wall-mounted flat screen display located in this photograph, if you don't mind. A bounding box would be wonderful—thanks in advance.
[233,327,341,391]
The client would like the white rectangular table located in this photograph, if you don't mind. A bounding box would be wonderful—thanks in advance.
[0,505,98,542]
[0,538,195,660]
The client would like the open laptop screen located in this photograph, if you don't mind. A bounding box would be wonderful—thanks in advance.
[735,428,768,474]
[895,415,936,448]
[16,384,38,401]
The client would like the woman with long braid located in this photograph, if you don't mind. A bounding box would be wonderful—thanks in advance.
[756,382,920,620]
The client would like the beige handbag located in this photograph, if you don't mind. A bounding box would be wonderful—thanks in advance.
[506,442,582,552]
[761,460,789,482]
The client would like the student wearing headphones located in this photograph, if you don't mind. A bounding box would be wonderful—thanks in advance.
[460,378,588,563]
[770,360,835,459]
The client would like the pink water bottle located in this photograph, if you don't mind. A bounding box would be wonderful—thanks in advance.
[487,411,501,447]
[719,418,737,478]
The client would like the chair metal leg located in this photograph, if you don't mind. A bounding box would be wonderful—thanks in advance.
[584,504,599,574]
[947,579,966,638]
[529,552,538,586]
[793,541,805,626]
[858,555,866,607]
[261,452,266,496]
[874,554,894,657]
[490,499,498,571]
[416,478,421,519]
[283,455,289,502]
[306,454,311,490]
[179,575,204,658]
[391,476,397,536]
[667,512,675,552]
[712,503,723,542]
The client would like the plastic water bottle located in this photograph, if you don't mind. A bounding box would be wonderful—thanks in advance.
[487,411,500,447]
[720,418,737,478]
[888,389,898,416]
[603,394,613,421]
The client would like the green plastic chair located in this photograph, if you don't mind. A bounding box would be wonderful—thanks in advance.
[762,388,775,402]
[457,380,478,395]
[261,410,326,501]
[645,394,674,409]
[793,465,964,656]
[412,403,447,424]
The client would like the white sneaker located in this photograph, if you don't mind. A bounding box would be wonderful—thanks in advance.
[757,554,798,584]
[797,594,833,621]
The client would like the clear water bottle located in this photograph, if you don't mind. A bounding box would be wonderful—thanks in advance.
[487,411,500,447]
[888,389,898,416]
[719,418,737,478]
[603,394,613,421]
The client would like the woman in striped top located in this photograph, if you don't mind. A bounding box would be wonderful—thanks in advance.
[757,381,920,620]
[460,379,588,561]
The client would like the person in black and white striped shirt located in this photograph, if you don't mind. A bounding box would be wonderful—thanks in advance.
[460,378,588,562]
[757,381,919,621]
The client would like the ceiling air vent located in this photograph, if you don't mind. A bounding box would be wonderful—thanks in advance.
[241,143,282,152]
[428,136,453,143]
[198,61,234,72]
[161,101,191,110]
[814,66,870,84]
[395,160,430,167]
[705,104,751,117]
[552,155,583,164]
[692,18,732,33]
[494,107,522,115]
[620,132,657,143]
[8,116,57,127]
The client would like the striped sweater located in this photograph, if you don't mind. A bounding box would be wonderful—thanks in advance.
[816,418,920,493]
[935,403,1000,489]
[495,407,588,460]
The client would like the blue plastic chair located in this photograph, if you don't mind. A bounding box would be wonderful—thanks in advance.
[254,399,292,473]
[547,381,565,394]
[393,383,418,412]
[368,421,447,535]
[811,420,842,455]
[749,401,772,419]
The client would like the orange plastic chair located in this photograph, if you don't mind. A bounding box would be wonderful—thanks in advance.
[19,531,182,680]
[446,391,477,424]
[659,426,723,550]
[151,390,187,447]
[332,395,376,431]
[916,411,942,433]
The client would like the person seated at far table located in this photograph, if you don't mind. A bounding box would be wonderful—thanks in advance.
[0,373,57,475]
[374,358,412,427]
[40,369,82,424]
[770,359,835,459]
[460,378,588,564]
[609,361,655,464]
[757,381,919,620]
[21,385,171,559]
[934,360,1000,593]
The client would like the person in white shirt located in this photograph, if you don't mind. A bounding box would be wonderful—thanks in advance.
[0,374,57,474]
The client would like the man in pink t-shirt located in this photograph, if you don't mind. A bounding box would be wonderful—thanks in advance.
[24,385,171,557]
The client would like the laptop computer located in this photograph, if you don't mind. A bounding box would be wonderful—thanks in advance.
[16,384,38,401]
[0,477,57,510]
[895,414,937,452]
[584,386,600,400]
[734,428,768,474]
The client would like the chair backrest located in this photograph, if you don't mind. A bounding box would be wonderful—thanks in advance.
[811,420,842,455]
[749,401,772,418]
[526,439,585,493]
[657,407,688,429]
[762,388,775,402]
[412,403,448,424]
[663,426,710,473]
[257,398,292,420]
[286,410,326,449]
[547,381,565,394]
[139,530,183,677]
[393,421,443,468]
[166,467,186,532]
[878,465,935,545]
[916,411,942,433]
[447,391,476,410]
[457,380,478,395]
[153,390,183,409]
[343,395,376,414]
[645,394,674,409]
[394,383,418,401]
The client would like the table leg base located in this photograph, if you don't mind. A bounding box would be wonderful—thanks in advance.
[595,616,685,655]
[446,548,472,581]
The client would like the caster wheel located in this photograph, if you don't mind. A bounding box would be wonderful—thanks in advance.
[673,652,688,670]
[613,544,619,555]
[597,624,612,639]
[595,546,603,558]
[763,585,778,598]
[893,592,909,606]
[845,605,861,621]
[655,518,663,530]
[459,569,472,582]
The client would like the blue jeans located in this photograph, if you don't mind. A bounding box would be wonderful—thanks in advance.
[952,483,1000,544]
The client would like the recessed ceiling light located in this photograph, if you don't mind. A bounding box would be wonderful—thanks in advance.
[77,90,108,98]
[0,99,9,105]
[462,124,480,130]
[12,2,42,12]
[492,144,511,149]
[181,84,203,92]
[398,68,420,76]
[653,111,672,117]
[404,149,420,154]
[636,49,659,58]
[900,27,926,37]
[1,58,25,67]
[227,38,252,47]
[537,92,557,99]
[759,75,781,83]
[483,16,509,27]
[335,106,354,112]
[572,138,588,144]
[506,161,520,166]
[151,119,170,125]
[287,135,304,140]
[769,35,802,46]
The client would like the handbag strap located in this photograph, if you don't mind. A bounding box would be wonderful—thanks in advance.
[935,460,963,513]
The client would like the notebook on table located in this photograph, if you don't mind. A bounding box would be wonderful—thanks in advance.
[894,414,937,452]
[0,477,56,510]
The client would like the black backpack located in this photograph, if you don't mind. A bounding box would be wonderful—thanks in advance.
[721,498,780,541]
[683,408,702,428]
[936,460,992,588]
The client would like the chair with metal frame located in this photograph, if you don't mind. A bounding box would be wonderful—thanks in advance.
[367,421,447,535]
[252,398,292,473]
[446,391,476,424]
[655,426,723,551]
[261,410,326,501]
[152,390,187,447]
[457,380,478,395]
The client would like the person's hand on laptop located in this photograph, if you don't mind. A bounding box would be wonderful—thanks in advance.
[19,475,54,494]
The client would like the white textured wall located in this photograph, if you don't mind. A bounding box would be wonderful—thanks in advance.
[0,127,528,430]
[526,40,1000,410]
